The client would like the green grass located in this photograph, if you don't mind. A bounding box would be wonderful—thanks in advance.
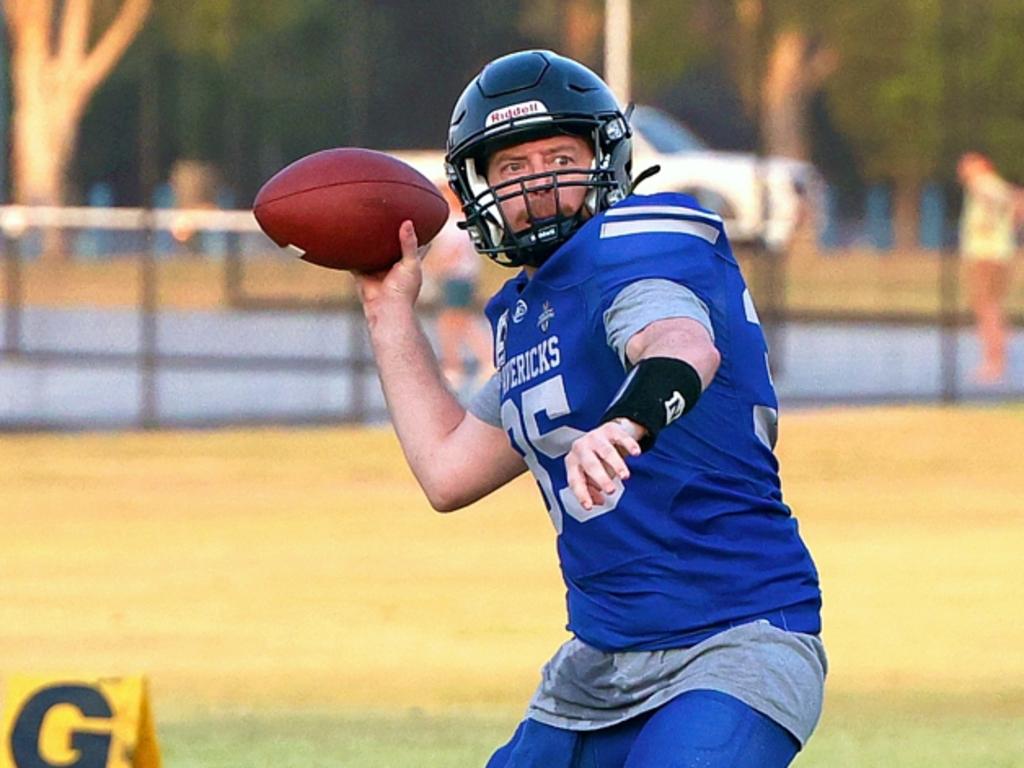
[158,692,1024,767]
[162,710,515,768]
[800,692,1024,768]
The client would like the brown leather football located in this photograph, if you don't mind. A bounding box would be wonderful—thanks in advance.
[253,148,449,272]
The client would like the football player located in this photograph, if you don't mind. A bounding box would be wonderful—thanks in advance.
[355,50,826,768]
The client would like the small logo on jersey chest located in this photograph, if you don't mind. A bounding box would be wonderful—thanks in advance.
[537,301,555,332]
[495,310,509,367]
[512,299,528,323]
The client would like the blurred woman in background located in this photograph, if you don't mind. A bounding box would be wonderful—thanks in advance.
[423,185,494,392]
[957,152,1022,384]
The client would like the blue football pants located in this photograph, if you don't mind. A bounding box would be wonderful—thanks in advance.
[485,689,801,768]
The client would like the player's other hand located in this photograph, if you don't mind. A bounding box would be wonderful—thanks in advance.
[564,420,644,511]
[356,220,426,312]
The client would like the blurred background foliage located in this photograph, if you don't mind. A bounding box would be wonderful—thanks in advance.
[25,0,1024,221]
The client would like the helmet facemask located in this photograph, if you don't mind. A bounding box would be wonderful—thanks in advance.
[449,118,630,268]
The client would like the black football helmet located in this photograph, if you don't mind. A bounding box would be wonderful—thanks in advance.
[445,50,633,268]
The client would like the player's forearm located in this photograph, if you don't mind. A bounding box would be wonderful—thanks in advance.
[626,318,721,388]
[365,303,466,487]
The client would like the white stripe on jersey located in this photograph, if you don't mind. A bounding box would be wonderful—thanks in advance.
[599,218,720,243]
[604,205,723,223]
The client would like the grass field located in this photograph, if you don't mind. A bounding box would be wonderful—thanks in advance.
[1,406,1023,766]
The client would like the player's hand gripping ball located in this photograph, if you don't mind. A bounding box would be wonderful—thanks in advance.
[253,148,449,272]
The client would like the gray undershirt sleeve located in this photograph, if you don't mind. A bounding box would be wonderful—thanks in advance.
[603,279,714,368]
[468,279,713,425]
[468,373,503,427]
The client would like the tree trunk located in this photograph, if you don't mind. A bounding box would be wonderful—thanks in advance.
[761,29,837,160]
[6,0,152,259]
[562,0,602,67]
[10,94,81,260]
[11,87,80,206]
[733,0,763,116]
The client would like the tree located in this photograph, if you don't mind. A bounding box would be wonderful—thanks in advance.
[725,0,837,161]
[632,0,837,161]
[5,0,152,207]
[148,0,530,200]
[823,1,945,249]
[941,1,1024,182]
[759,29,837,161]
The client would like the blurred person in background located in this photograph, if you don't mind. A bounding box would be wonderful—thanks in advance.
[957,152,1022,384]
[356,50,825,767]
[424,185,494,391]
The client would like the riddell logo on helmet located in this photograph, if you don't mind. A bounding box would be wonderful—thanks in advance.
[485,100,548,127]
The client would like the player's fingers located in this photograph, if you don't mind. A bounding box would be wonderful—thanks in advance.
[606,428,642,459]
[565,454,596,510]
[578,449,617,495]
[595,439,630,481]
[358,267,390,283]
[399,220,421,263]
[353,272,381,301]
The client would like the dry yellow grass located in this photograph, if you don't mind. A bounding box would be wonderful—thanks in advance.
[6,247,1024,316]
[0,406,1021,723]
[779,406,1024,694]
[5,257,357,310]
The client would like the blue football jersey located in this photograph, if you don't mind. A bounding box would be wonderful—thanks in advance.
[484,192,821,652]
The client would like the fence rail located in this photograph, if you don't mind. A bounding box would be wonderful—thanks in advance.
[1,206,1021,430]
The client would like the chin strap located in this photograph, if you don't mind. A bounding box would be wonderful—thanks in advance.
[628,165,662,194]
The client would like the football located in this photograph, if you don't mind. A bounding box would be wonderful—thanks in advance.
[252,148,449,272]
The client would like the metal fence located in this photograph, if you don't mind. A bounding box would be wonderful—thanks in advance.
[0,206,386,429]
[0,206,1021,430]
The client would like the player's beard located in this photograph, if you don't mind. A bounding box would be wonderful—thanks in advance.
[512,193,575,232]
